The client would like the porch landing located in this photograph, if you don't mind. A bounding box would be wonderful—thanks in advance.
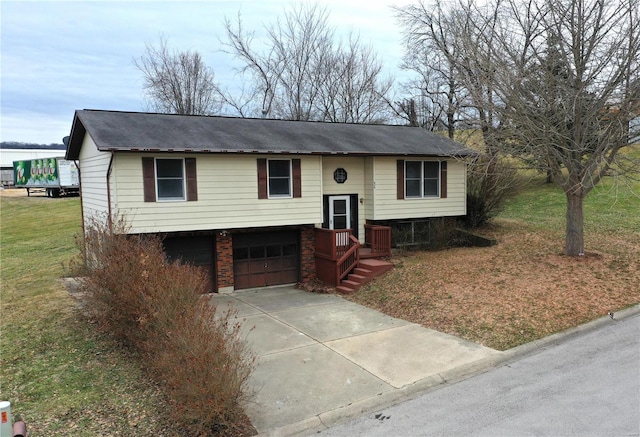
[358,247,389,259]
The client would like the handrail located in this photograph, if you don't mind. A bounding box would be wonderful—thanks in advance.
[335,235,360,284]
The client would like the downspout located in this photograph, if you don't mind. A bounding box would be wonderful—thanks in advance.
[74,159,85,235]
[106,153,114,231]
[72,158,89,267]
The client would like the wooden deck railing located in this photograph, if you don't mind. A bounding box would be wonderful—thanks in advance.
[336,235,360,283]
[364,224,392,257]
[315,228,360,285]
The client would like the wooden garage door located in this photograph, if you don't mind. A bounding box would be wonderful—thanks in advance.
[163,236,216,293]
[233,231,299,290]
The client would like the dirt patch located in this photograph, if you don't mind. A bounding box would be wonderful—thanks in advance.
[0,187,48,198]
[347,219,640,350]
[0,187,29,197]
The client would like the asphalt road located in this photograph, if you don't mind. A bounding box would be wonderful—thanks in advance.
[314,312,640,437]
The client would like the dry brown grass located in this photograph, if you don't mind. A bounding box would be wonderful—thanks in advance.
[348,219,640,350]
[0,187,30,197]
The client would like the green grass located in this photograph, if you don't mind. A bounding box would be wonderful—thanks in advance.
[501,174,640,236]
[0,195,177,435]
[500,144,640,233]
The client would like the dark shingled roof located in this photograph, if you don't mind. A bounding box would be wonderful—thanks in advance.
[66,110,475,160]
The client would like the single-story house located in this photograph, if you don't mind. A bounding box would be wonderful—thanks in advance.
[65,110,474,293]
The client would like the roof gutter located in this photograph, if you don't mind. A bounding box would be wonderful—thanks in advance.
[103,148,476,158]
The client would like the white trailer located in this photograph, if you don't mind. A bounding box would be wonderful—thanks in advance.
[13,157,79,197]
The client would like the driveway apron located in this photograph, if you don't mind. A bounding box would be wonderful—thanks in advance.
[210,286,503,435]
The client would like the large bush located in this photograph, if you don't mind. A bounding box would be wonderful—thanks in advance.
[78,217,254,435]
[464,155,522,229]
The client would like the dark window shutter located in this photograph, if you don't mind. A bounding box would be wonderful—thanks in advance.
[257,158,267,199]
[397,160,404,200]
[292,159,301,198]
[350,194,359,239]
[142,157,156,202]
[185,158,198,201]
[440,161,447,198]
[322,195,329,228]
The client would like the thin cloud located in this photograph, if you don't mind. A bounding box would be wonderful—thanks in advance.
[1,0,406,143]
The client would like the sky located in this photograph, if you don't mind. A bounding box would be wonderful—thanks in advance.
[1,0,410,145]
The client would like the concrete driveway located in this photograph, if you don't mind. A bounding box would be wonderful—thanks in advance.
[210,286,503,436]
[315,310,640,436]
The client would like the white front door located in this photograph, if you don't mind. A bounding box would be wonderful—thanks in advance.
[328,195,351,230]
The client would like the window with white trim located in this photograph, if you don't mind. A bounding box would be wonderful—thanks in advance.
[268,159,292,197]
[156,158,186,201]
[405,161,441,198]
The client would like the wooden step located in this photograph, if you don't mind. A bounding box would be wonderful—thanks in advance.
[357,259,394,274]
[347,273,368,284]
[341,279,361,288]
[336,285,356,294]
[337,259,394,294]
[353,267,373,276]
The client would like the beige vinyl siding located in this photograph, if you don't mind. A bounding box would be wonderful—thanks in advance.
[364,157,374,219]
[77,135,111,226]
[372,157,466,219]
[111,154,323,233]
[321,156,367,236]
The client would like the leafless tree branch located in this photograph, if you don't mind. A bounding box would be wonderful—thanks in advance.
[134,36,219,115]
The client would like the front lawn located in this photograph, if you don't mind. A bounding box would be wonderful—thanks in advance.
[348,175,640,350]
[0,191,181,435]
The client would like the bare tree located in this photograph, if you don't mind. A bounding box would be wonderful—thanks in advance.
[396,0,504,148]
[399,0,640,256]
[269,3,335,120]
[492,0,640,256]
[221,4,332,120]
[220,3,393,122]
[318,34,393,123]
[396,1,467,136]
[134,37,219,115]
[395,48,465,135]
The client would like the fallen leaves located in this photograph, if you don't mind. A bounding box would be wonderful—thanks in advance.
[348,219,640,351]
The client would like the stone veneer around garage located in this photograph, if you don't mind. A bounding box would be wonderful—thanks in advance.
[215,232,234,292]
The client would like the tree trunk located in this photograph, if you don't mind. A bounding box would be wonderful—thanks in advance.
[565,192,585,256]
